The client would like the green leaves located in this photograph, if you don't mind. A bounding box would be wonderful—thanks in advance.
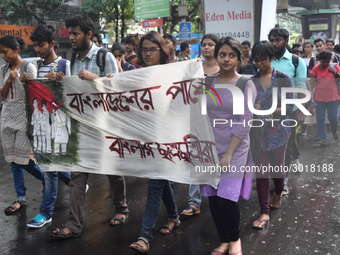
[1,0,70,24]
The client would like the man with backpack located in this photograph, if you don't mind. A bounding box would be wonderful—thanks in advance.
[51,15,129,239]
[268,27,307,195]
[19,25,72,228]
[122,35,142,68]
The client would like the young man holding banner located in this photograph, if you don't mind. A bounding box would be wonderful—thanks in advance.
[19,25,73,228]
[51,15,129,239]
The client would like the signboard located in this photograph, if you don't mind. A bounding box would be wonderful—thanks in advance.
[135,0,170,20]
[142,18,163,28]
[304,14,332,44]
[179,22,192,41]
[56,24,70,38]
[295,36,305,44]
[204,0,254,45]
[0,25,36,45]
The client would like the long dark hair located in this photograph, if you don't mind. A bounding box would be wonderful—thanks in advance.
[137,31,169,66]
[0,35,26,52]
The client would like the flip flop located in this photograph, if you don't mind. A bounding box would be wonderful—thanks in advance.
[51,228,81,239]
[181,205,201,217]
[313,142,327,148]
[252,218,269,230]
[333,132,340,143]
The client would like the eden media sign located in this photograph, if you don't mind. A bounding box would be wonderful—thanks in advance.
[204,0,254,45]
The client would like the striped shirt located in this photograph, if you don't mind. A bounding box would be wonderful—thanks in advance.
[71,43,118,76]
[37,56,71,77]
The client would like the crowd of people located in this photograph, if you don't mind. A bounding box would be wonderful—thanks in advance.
[1,14,340,255]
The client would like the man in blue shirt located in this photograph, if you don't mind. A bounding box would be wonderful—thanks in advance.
[268,27,308,195]
[52,15,129,239]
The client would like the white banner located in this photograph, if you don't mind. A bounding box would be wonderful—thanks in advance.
[204,0,254,45]
[26,61,220,187]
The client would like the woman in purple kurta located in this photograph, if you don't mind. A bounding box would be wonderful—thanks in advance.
[200,36,256,255]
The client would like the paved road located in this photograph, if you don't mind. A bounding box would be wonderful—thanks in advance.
[0,126,339,255]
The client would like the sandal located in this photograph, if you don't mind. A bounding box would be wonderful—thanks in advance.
[129,237,149,254]
[313,134,320,141]
[4,200,26,215]
[51,228,81,239]
[159,216,180,235]
[181,205,201,217]
[333,132,340,143]
[109,212,129,226]
[313,142,327,148]
[252,218,269,230]
[270,193,282,209]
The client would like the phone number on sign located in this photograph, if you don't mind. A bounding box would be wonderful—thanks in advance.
[291,164,334,173]
[216,31,250,38]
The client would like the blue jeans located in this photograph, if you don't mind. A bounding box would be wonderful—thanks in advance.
[315,100,339,142]
[188,184,201,208]
[140,179,178,241]
[11,159,44,201]
[39,171,71,218]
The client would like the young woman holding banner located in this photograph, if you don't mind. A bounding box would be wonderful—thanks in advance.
[251,41,293,230]
[200,36,256,255]
[129,31,179,254]
[0,35,44,215]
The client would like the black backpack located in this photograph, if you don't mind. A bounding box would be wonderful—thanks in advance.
[204,75,262,162]
[71,48,109,77]
[291,54,299,78]
[126,54,137,64]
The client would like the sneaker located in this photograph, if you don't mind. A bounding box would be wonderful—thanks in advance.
[300,130,307,136]
[85,184,89,193]
[27,214,52,228]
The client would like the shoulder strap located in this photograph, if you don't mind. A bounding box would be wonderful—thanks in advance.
[204,75,216,88]
[235,76,250,92]
[20,60,30,73]
[57,58,67,75]
[3,60,30,77]
[276,70,288,88]
[3,63,10,78]
[291,54,299,77]
[96,48,108,77]
[126,54,137,63]
[37,60,43,71]
[70,52,78,68]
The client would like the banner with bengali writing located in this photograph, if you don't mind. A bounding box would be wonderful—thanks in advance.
[24,61,220,187]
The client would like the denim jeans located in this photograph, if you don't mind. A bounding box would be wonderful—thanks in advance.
[140,179,178,241]
[11,159,44,201]
[315,100,339,142]
[39,171,71,218]
[188,184,201,208]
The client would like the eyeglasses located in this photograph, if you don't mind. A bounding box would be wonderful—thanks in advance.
[140,47,160,54]
[253,58,269,64]
[202,43,215,48]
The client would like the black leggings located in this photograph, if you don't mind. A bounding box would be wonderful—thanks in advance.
[208,196,240,243]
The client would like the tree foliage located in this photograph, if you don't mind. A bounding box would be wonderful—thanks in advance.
[0,0,70,24]
[82,0,134,42]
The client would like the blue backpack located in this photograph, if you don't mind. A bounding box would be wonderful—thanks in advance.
[37,58,68,75]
